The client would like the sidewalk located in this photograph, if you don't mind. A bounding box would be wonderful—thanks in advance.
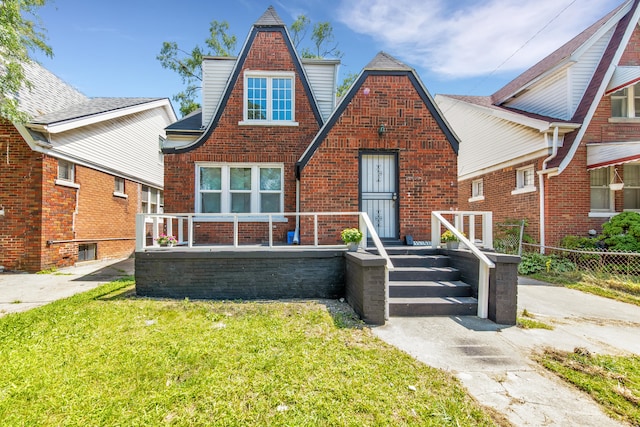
[0,257,134,317]
[373,277,640,427]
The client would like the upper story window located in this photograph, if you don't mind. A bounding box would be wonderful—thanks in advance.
[611,82,640,117]
[57,159,74,182]
[114,177,125,193]
[141,185,163,214]
[511,165,536,195]
[623,163,640,210]
[197,163,283,214]
[241,71,296,126]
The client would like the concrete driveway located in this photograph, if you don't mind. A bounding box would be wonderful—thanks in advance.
[373,277,640,426]
[0,257,134,316]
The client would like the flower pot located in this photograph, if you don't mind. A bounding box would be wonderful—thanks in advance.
[347,242,359,252]
[159,242,174,247]
[446,241,459,250]
[609,183,624,191]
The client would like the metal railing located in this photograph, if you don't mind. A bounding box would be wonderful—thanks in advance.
[431,211,495,319]
[135,211,394,270]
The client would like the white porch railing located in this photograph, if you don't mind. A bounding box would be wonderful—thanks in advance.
[431,211,495,319]
[135,212,394,270]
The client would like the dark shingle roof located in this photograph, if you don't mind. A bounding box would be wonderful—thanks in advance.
[364,52,412,71]
[30,97,163,125]
[166,108,203,132]
[254,6,284,27]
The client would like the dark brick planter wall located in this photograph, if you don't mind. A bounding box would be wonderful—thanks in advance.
[445,249,520,325]
[344,252,388,325]
[136,249,345,300]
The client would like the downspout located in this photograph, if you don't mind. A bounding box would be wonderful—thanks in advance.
[294,178,300,244]
[538,125,559,254]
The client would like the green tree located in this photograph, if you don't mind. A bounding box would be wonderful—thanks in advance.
[157,20,237,117]
[337,71,358,97]
[290,15,342,59]
[0,0,53,123]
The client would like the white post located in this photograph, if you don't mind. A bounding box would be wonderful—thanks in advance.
[484,211,493,249]
[268,215,273,248]
[468,214,475,245]
[188,215,193,248]
[359,213,367,249]
[178,218,184,243]
[135,214,146,251]
[166,216,173,238]
[477,263,490,319]
[233,215,239,247]
[431,213,441,249]
[314,214,318,247]
[152,216,159,246]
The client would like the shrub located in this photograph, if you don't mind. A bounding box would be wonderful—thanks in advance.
[600,212,640,252]
[518,252,576,275]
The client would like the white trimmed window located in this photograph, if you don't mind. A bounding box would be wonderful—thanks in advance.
[114,177,125,194]
[57,159,74,182]
[623,163,640,210]
[590,168,613,211]
[197,164,283,214]
[469,179,484,202]
[141,185,163,213]
[611,82,640,117]
[511,165,536,195]
[241,71,296,125]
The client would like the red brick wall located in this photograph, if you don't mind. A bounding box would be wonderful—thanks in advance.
[164,30,321,241]
[0,120,44,271]
[300,74,458,242]
[1,120,141,271]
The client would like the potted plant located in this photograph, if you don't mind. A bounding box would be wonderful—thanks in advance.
[441,230,465,250]
[156,234,177,247]
[341,228,363,252]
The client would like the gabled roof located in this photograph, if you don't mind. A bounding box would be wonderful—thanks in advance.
[163,6,324,154]
[492,2,627,105]
[296,52,460,177]
[166,108,203,133]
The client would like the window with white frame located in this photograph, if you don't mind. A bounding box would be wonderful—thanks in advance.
[611,82,640,117]
[114,177,125,194]
[623,163,640,210]
[242,71,295,124]
[141,185,163,213]
[515,165,535,191]
[197,164,283,214]
[472,179,484,197]
[57,159,74,182]
[590,168,612,211]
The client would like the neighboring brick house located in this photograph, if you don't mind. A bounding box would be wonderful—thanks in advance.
[0,61,176,272]
[162,7,459,244]
[436,0,640,248]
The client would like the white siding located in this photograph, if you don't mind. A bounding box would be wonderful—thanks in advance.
[302,61,338,121]
[436,96,547,178]
[49,108,172,188]
[202,58,236,127]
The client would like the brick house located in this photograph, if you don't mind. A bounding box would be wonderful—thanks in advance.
[436,0,640,248]
[0,61,176,272]
[162,7,459,245]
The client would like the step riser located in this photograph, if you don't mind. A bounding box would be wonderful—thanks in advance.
[370,248,439,256]
[390,270,460,282]
[389,302,477,316]
[390,285,472,298]
[390,257,450,268]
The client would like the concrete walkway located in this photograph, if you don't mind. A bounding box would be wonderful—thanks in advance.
[373,277,640,427]
[0,257,134,316]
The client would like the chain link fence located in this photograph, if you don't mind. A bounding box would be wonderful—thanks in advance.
[522,243,640,277]
[494,220,526,256]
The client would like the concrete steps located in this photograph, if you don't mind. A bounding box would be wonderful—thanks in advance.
[377,246,478,317]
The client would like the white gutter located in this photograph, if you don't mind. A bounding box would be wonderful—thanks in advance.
[294,179,300,244]
[538,126,560,254]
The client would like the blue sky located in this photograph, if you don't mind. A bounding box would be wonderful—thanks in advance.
[33,0,624,115]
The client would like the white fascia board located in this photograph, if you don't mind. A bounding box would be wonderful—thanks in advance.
[15,124,163,189]
[558,2,640,175]
[26,99,175,134]
[438,95,573,132]
[458,148,549,182]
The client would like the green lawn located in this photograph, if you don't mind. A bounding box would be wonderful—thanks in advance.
[0,279,503,426]
[538,348,640,426]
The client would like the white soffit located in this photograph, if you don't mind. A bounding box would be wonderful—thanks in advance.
[587,141,640,169]
[605,66,640,94]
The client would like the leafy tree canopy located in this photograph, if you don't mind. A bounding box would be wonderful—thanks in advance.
[0,0,53,123]
[159,15,345,116]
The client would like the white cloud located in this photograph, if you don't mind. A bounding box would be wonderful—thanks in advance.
[337,0,623,78]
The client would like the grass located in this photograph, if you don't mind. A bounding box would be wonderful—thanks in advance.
[529,271,640,307]
[516,309,553,330]
[0,279,504,426]
[537,348,640,426]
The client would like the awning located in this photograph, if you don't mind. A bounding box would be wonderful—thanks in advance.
[587,142,640,169]
[605,66,640,94]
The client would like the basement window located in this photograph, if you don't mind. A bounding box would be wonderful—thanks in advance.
[78,243,97,262]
